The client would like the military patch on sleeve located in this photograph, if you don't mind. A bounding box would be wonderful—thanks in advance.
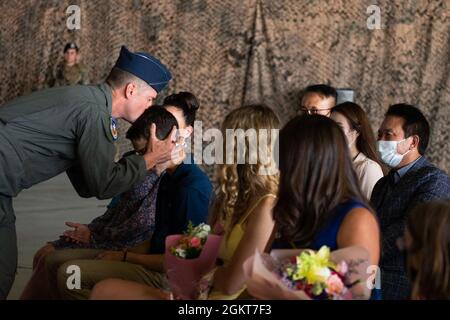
[110,117,118,141]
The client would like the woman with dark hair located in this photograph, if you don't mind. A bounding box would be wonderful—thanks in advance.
[330,102,384,198]
[272,115,380,298]
[403,201,450,300]
[163,91,200,141]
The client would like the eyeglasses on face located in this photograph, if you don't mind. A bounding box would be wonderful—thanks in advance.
[299,106,333,115]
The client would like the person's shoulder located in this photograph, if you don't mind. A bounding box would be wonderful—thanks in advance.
[343,206,377,225]
[338,205,379,255]
[179,163,211,183]
[50,84,93,98]
[372,172,389,189]
[406,158,450,198]
[176,163,213,192]
[26,85,95,106]
[70,84,110,111]
[77,62,87,69]
[364,156,381,169]
[54,61,65,69]
[54,62,65,73]
[336,199,369,216]
[413,158,449,182]
[54,86,111,130]
[250,194,277,215]
[358,155,384,176]
[339,203,379,238]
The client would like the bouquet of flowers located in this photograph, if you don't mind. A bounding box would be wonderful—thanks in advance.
[243,246,371,300]
[164,222,222,299]
[169,222,211,259]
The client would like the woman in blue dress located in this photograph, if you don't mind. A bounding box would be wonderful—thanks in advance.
[272,115,381,299]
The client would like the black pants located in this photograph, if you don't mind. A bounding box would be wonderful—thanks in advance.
[0,194,17,300]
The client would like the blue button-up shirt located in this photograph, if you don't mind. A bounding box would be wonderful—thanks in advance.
[149,158,213,254]
[393,156,422,184]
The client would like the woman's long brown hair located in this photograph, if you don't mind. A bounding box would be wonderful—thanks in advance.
[407,201,450,300]
[331,102,385,172]
[273,114,370,246]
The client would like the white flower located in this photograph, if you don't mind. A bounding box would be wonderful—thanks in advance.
[312,266,332,282]
[197,231,209,239]
[202,224,211,232]
[175,248,186,258]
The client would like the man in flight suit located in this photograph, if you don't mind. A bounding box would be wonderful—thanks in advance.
[0,46,174,299]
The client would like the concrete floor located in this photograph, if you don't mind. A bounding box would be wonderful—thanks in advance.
[7,174,109,300]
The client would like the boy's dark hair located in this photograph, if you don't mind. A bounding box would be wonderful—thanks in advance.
[386,104,430,155]
[163,92,199,126]
[126,105,178,141]
[302,84,337,101]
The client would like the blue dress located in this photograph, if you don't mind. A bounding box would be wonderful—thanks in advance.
[272,199,381,300]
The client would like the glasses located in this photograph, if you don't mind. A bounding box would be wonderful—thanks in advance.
[299,106,333,115]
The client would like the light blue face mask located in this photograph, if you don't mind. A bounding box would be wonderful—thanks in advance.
[377,139,410,168]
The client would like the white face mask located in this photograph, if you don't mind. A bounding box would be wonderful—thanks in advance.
[377,139,410,168]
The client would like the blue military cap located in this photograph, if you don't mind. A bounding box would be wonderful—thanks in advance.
[114,46,171,93]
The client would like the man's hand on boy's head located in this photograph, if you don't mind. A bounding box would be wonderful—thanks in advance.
[154,145,186,175]
[143,123,176,170]
[63,222,91,244]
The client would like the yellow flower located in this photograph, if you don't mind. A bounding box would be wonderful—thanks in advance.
[289,246,336,285]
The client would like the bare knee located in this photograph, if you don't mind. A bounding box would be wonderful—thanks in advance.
[90,279,120,300]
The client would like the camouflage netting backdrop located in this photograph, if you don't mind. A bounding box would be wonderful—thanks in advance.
[0,0,448,176]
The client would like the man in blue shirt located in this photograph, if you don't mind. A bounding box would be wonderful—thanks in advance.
[372,104,450,300]
[150,155,213,254]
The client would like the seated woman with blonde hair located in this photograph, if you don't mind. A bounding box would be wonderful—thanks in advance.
[90,104,280,300]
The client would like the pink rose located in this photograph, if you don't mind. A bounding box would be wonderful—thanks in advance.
[189,236,201,248]
[325,274,344,295]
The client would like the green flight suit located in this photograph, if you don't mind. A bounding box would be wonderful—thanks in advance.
[0,83,147,299]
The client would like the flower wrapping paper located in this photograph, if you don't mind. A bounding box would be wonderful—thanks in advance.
[243,246,372,300]
[164,234,223,299]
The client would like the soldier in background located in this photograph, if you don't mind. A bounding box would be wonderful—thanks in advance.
[50,42,89,87]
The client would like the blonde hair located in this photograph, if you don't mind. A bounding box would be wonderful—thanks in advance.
[407,201,450,300]
[210,104,280,228]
